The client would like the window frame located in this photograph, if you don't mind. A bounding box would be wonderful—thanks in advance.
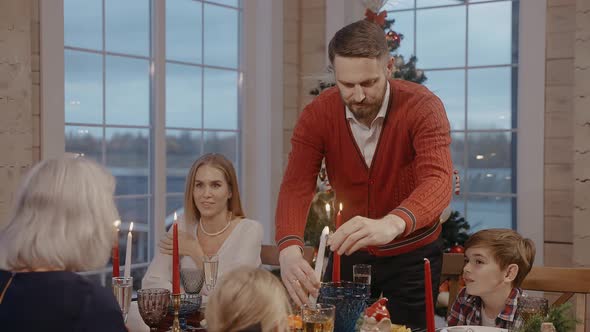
[40,0,282,282]
[325,0,545,264]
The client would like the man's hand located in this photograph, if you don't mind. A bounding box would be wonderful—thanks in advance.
[327,214,406,255]
[279,245,320,306]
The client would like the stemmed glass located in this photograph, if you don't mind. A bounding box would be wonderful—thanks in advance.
[137,288,171,332]
[181,268,204,294]
[203,254,219,293]
[112,276,133,323]
[176,268,205,330]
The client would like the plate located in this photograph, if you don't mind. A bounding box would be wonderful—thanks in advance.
[442,326,508,332]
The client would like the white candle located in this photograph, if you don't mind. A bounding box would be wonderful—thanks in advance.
[123,222,134,278]
[309,226,330,304]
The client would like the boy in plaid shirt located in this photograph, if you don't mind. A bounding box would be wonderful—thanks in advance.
[447,229,536,329]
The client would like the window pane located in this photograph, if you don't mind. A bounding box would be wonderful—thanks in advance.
[204,69,238,129]
[451,194,465,217]
[116,198,149,225]
[466,196,514,232]
[384,0,415,11]
[468,2,515,66]
[65,126,103,163]
[167,130,202,193]
[65,51,103,124]
[106,56,150,126]
[208,0,240,7]
[106,128,149,195]
[204,131,237,166]
[451,132,465,169]
[424,69,465,130]
[389,11,414,58]
[166,195,184,225]
[416,6,465,68]
[166,0,202,63]
[166,63,202,128]
[468,67,513,130]
[204,4,239,68]
[417,0,461,8]
[113,228,149,267]
[467,132,514,194]
[105,0,150,56]
[64,0,101,50]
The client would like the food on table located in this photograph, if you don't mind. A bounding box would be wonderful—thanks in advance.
[359,298,393,332]
[391,324,411,332]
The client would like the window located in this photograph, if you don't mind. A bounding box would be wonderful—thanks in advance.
[165,0,242,221]
[63,0,243,287]
[386,0,519,232]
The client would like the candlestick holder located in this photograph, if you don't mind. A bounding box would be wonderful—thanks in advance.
[171,293,181,332]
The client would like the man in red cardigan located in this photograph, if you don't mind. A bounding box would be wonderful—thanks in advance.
[276,20,453,328]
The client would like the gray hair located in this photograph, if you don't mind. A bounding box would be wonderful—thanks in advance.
[0,157,119,272]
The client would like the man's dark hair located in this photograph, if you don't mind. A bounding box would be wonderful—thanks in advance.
[328,20,389,65]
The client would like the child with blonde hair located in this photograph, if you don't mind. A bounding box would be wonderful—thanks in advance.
[205,266,291,332]
[447,228,536,329]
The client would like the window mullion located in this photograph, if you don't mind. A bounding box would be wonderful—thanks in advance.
[151,0,167,260]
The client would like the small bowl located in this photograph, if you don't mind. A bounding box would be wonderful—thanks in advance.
[168,293,202,316]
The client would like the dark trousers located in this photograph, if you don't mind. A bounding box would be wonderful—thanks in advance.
[324,236,443,330]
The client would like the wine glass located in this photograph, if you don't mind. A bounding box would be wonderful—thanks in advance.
[203,254,219,293]
[181,267,205,294]
[112,276,133,323]
[137,288,171,332]
[178,268,204,330]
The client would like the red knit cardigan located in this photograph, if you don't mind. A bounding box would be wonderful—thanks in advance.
[275,79,453,256]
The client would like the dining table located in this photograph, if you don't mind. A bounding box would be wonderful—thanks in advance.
[127,301,207,332]
[155,309,206,332]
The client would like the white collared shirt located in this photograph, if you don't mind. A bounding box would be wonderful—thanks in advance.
[345,81,391,167]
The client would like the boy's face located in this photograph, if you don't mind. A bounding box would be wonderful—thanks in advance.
[463,246,515,297]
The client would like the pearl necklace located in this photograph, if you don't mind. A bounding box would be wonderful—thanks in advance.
[199,213,232,237]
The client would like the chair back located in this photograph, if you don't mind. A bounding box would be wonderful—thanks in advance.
[522,266,590,332]
[260,244,315,266]
[441,253,465,316]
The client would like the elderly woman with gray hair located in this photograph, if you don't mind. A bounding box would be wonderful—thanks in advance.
[0,157,127,331]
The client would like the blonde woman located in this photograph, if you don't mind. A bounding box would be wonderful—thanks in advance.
[205,266,291,332]
[143,153,263,295]
[0,157,126,331]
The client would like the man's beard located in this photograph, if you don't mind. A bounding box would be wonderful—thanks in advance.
[346,100,382,123]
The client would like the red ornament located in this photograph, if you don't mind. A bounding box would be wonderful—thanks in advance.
[450,244,465,254]
[365,298,390,322]
[386,31,401,49]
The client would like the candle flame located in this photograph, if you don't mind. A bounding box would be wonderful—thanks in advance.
[325,203,331,213]
[114,220,121,228]
[339,202,343,211]
[129,222,134,232]
[174,211,177,221]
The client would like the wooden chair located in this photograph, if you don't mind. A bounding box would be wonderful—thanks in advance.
[521,266,590,332]
[441,253,465,315]
[260,244,315,267]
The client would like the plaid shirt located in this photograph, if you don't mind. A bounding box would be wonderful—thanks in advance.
[447,287,524,329]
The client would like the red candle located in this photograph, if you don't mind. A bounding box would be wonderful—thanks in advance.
[172,223,180,294]
[424,258,435,332]
[332,203,343,282]
[112,220,120,277]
